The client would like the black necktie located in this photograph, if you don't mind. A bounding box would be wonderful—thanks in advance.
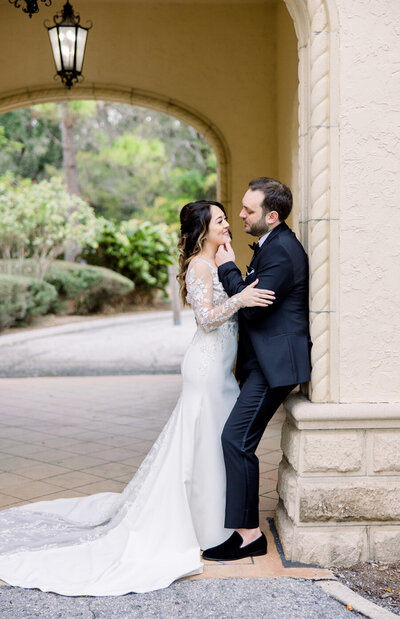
[249,242,260,255]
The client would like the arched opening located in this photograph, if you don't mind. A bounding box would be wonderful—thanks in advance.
[0,0,345,569]
[0,86,230,210]
[0,94,227,328]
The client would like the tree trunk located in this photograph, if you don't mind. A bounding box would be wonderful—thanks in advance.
[61,103,80,261]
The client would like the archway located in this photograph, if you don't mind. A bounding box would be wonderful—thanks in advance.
[0,85,231,211]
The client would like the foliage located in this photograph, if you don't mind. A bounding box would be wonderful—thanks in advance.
[0,102,217,224]
[0,174,100,278]
[0,273,57,330]
[77,134,170,220]
[0,260,134,317]
[0,107,62,180]
[82,218,177,300]
[44,261,134,314]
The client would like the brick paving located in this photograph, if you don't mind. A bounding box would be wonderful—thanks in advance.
[0,375,330,582]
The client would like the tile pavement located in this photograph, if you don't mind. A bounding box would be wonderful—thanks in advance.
[0,376,331,583]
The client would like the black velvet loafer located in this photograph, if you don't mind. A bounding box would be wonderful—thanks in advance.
[202,531,267,562]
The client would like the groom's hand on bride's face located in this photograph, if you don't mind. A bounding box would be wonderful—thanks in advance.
[216,241,235,266]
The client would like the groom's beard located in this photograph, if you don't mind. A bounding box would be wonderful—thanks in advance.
[246,216,270,238]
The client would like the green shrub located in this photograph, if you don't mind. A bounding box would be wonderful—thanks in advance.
[82,218,177,301]
[44,261,134,314]
[0,274,57,330]
[0,259,134,317]
[0,174,100,278]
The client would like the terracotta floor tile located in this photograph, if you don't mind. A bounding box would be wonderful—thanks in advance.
[74,431,111,442]
[11,430,56,444]
[32,437,84,450]
[75,480,125,495]
[0,439,21,451]
[259,510,275,521]
[259,451,283,465]
[259,477,278,494]
[14,463,72,480]
[260,467,279,480]
[0,455,39,472]
[120,455,146,468]
[131,440,156,454]
[259,495,278,511]
[0,493,21,508]
[1,443,48,458]
[91,447,138,462]
[45,471,104,489]
[60,442,108,456]
[27,490,87,502]
[6,480,64,501]
[96,436,145,448]
[259,461,278,474]
[55,455,108,470]
[202,557,254,566]
[0,470,37,487]
[262,429,282,439]
[114,472,135,483]
[84,462,134,479]
[0,427,27,440]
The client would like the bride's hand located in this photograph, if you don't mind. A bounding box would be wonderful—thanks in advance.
[238,279,275,307]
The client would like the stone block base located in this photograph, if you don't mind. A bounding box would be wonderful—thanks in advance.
[276,394,400,567]
[275,502,368,567]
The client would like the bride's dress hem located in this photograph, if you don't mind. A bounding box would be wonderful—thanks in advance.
[0,563,204,597]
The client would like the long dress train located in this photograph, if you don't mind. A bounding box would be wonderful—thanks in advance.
[0,258,242,595]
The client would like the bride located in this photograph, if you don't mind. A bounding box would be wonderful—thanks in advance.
[0,200,274,596]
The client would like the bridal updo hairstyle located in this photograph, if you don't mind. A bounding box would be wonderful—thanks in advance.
[177,200,226,304]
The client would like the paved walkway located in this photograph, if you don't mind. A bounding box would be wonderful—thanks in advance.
[0,314,389,618]
[0,311,196,377]
[0,375,327,577]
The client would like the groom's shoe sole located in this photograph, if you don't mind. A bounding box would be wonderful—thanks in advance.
[202,547,267,562]
[202,531,267,562]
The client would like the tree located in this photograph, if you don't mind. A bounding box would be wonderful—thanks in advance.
[0,175,99,278]
[0,102,217,225]
[0,107,62,180]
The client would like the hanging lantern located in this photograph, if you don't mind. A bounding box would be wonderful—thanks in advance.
[9,0,52,19]
[45,0,92,89]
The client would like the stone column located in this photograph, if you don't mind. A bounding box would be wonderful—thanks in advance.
[275,394,400,566]
[275,0,400,566]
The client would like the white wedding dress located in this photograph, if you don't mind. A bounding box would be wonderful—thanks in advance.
[0,258,242,596]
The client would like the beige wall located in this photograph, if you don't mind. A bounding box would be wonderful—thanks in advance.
[334,0,400,403]
[276,3,298,234]
[0,0,298,270]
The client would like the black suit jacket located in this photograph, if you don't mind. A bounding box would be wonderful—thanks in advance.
[218,222,312,388]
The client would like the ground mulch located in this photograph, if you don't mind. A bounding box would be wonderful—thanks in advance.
[332,561,400,615]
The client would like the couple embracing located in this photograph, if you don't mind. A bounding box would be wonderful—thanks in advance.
[0,177,311,595]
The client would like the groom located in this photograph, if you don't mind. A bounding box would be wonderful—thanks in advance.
[203,177,311,561]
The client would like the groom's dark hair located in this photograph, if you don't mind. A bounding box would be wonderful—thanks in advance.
[248,177,292,221]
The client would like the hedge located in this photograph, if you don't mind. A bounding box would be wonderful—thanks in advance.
[0,274,57,330]
[0,260,135,324]
[44,261,134,314]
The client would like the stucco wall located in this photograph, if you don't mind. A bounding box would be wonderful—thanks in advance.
[335,0,400,402]
[276,3,298,236]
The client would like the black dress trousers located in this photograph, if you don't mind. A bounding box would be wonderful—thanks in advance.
[221,367,295,529]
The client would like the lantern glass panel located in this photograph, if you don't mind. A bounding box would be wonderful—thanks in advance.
[75,28,88,72]
[48,27,62,72]
[59,25,77,71]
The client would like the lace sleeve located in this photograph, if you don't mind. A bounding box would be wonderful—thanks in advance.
[186,260,244,332]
